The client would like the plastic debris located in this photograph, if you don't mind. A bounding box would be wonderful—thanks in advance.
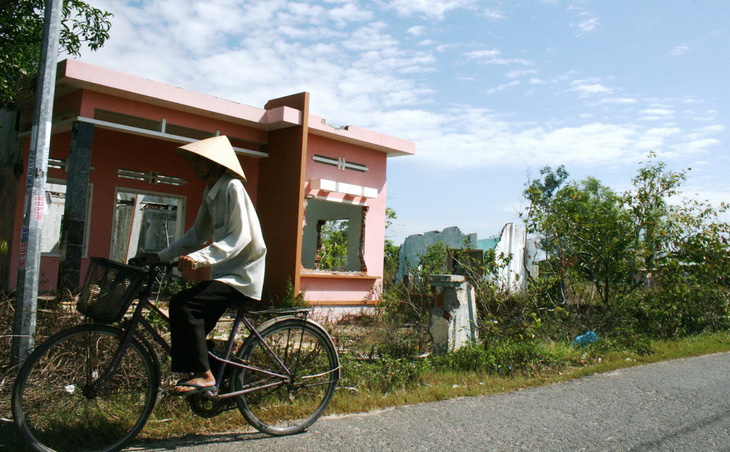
[572,330,599,346]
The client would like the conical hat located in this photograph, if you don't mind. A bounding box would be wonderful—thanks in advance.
[178,136,247,182]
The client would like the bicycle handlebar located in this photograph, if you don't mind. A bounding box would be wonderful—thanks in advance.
[127,256,177,270]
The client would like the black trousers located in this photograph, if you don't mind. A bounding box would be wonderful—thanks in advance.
[169,280,251,374]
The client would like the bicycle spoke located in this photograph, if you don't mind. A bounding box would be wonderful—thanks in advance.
[233,319,339,435]
[13,325,159,452]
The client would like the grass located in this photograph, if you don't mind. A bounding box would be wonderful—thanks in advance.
[2,292,730,450]
[327,331,730,415]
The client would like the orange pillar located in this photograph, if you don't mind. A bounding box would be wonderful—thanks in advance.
[257,92,309,300]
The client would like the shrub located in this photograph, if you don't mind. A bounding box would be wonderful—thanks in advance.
[628,276,730,339]
[339,354,430,393]
[430,340,573,376]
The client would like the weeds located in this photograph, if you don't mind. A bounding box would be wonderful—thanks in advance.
[2,279,730,448]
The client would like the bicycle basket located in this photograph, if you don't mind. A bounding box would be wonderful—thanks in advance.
[77,257,148,323]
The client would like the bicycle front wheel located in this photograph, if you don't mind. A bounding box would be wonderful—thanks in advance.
[233,318,339,436]
[12,324,159,452]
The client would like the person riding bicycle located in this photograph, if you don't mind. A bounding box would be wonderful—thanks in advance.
[141,135,266,396]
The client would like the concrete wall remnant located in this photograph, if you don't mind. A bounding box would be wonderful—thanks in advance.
[396,226,476,282]
[492,223,539,293]
[397,223,539,292]
[429,274,478,354]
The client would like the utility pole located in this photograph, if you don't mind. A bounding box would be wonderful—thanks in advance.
[12,0,63,364]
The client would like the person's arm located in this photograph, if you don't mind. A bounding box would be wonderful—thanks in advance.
[185,182,252,269]
[156,199,213,263]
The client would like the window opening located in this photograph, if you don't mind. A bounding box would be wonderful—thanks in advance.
[41,180,92,257]
[41,182,65,255]
[316,219,349,271]
[117,168,187,186]
[302,199,367,272]
[94,109,160,131]
[164,123,215,141]
[110,189,185,263]
[313,154,368,172]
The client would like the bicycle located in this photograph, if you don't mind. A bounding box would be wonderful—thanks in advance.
[12,257,340,452]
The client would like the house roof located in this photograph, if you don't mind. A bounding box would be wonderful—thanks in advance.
[54,59,415,158]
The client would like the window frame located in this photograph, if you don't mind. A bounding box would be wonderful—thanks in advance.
[41,178,93,258]
[109,187,187,263]
[301,198,368,273]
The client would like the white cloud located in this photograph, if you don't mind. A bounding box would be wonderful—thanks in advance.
[669,45,690,56]
[571,82,613,98]
[598,97,638,105]
[464,49,501,60]
[79,0,727,188]
[384,0,479,21]
[507,69,539,79]
[684,138,721,153]
[464,49,532,66]
[482,8,505,20]
[408,26,426,36]
[486,81,520,95]
[575,17,599,34]
[569,4,599,34]
[639,108,675,121]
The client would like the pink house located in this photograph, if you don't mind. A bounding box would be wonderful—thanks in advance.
[0,59,414,308]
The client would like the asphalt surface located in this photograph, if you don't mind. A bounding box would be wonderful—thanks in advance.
[130,352,730,451]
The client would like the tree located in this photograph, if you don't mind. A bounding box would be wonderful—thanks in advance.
[522,165,571,301]
[621,152,687,285]
[0,0,113,109]
[318,220,348,271]
[553,178,634,305]
[530,175,634,306]
[522,166,570,265]
[383,207,400,286]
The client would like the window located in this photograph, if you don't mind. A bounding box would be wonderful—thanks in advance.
[41,180,92,257]
[316,219,349,271]
[301,199,367,272]
[110,189,185,263]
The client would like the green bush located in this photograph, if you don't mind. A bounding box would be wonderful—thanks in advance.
[628,276,730,339]
[431,340,573,376]
[340,354,430,393]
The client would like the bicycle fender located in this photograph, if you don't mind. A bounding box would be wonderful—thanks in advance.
[245,316,339,362]
[255,316,333,341]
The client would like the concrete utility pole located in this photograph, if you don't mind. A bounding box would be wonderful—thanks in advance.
[12,0,63,364]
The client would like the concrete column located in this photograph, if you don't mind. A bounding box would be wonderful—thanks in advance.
[429,274,478,354]
[58,121,93,292]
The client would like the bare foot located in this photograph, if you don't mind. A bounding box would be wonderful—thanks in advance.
[171,370,216,395]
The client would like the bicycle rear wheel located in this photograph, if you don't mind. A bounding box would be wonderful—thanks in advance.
[233,318,339,435]
[12,324,159,452]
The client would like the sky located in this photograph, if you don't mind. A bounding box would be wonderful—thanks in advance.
[75,0,730,245]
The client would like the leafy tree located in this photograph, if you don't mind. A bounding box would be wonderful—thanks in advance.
[621,152,687,285]
[383,207,400,286]
[523,154,730,339]
[0,0,113,109]
[522,165,571,302]
[540,177,634,305]
[318,219,348,271]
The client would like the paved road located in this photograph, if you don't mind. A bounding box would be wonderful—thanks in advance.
[131,352,730,451]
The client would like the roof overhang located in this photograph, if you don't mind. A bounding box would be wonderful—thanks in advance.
[34,59,416,158]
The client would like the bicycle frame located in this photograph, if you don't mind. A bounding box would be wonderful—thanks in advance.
[91,264,308,400]
[13,260,340,452]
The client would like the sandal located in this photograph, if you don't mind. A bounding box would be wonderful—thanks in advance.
[171,380,216,396]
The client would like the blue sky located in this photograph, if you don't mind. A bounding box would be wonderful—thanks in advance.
[77,0,730,244]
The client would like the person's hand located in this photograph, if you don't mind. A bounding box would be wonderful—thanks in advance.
[178,255,197,271]
[130,252,160,266]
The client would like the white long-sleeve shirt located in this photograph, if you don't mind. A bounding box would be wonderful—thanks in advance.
[157,174,266,299]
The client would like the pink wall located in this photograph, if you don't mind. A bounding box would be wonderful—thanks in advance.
[300,134,388,304]
[9,96,262,291]
[7,63,414,306]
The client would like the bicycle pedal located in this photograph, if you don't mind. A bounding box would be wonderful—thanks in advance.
[187,392,237,418]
